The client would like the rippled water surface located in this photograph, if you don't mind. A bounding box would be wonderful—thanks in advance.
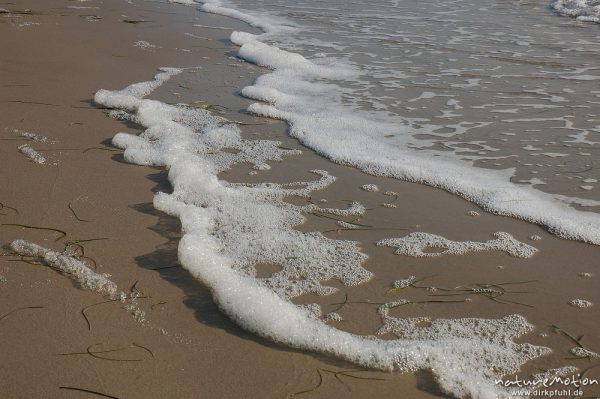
[223,0,600,207]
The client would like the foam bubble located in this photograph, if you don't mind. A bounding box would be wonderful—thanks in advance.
[392,276,417,289]
[568,299,593,308]
[361,184,379,192]
[336,220,359,229]
[323,312,343,322]
[169,0,199,4]
[17,144,46,164]
[10,239,121,299]
[134,40,158,49]
[15,130,49,143]
[570,347,600,358]
[377,232,538,258]
[378,310,551,398]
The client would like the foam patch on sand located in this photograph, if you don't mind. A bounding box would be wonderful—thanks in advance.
[94,69,553,399]
[17,144,46,164]
[570,347,600,358]
[568,299,593,308]
[169,0,199,4]
[199,0,297,38]
[377,232,538,258]
[378,309,551,397]
[361,184,379,192]
[392,276,417,289]
[550,0,600,23]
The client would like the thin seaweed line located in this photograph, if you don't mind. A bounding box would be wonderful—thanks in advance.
[56,348,129,357]
[59,386,120,399]
[0,306,44,323]
[329,293,349,313]
[57,343,154,361]
[323,227,409,234]
[6,100,60,107]
[384,299,467,309]
[289,369,324,397]
[82,147,122,154]
[387,274,438,293]
[552,324,584,349]
[80,256,97,271]
[152,265,179,271]
[65,238,109,247]
[68,202,91,222]
[63,238,109,256]
[426,280,537,308]
[0,223,67,241]
[81,300,118,331]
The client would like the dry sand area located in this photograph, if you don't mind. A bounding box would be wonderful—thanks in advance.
[1,0,599,398]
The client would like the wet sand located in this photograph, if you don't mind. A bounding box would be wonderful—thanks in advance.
[1,1,599,398]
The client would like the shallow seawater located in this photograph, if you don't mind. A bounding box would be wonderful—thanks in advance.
[215,0,600,209]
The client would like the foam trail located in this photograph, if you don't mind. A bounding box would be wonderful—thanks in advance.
[378,232,538,258]
[10,239,121,299]
[94,69,552,399]
[197,0,600,246]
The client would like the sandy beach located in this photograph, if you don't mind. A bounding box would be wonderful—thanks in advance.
[1,0,599,398]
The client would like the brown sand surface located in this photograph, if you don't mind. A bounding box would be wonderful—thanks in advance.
[1,1,599,398]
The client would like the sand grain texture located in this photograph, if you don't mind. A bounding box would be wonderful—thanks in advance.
[1,1,599,398]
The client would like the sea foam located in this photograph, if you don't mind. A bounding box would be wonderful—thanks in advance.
[10,240,150,324]
[10,239,120,298]
[94,68,553,399]
[377,232,538,258]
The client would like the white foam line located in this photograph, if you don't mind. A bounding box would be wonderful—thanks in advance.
[377,232,538,258]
